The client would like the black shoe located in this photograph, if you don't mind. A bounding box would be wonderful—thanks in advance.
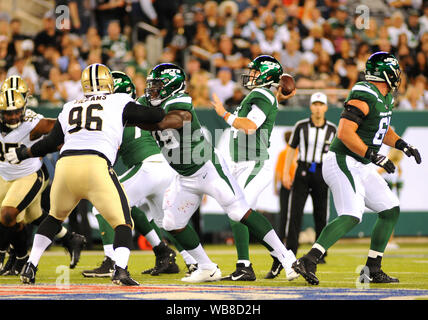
[359,268,399,283]
[185,263,198,276]
[0,250,6,270]
[10,254,29,276]
[318,256,326,264]
[292,256,319,285]
[82,256,115,278]
[62,232,86,269]
[20,262,37,284]
[112,266,139,286]
[221,263,256,281]
[0,249,16,276]
[265,256,283,279]
[142,242,177,276]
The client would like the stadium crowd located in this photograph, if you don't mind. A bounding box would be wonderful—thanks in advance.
[0,0,428,110]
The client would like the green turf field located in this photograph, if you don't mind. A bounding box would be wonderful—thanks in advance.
[1,240,427,290]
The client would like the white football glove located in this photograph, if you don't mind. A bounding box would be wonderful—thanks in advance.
[5,147,20,164]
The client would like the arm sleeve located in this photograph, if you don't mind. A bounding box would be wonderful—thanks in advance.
[247,104,267,128]
[30,120,64,157]
[289,124,301,149]
[122,101,165,126]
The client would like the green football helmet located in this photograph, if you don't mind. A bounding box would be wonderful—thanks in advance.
[241,55,283,90]
[365,52,401,91]
[145,63,186,106]
[111,71,136,99]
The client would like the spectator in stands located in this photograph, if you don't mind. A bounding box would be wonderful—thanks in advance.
[218,0,239,39]
[295,59,323,89]
[302,24,335,56]
[224,84,245,112]
[40,80,64,108]
[388,11,412,48]
[94,0,126,37]
[420,4,428,31]
[399,85,425,110]
[280,38,303,75]
[62,62,83,102]
[190,22,217,70]
[189,81,211,109]
[133,73,146,98]
[273,6,290,44]
[208,66,236,104]
[34,12,63,56]
[257,24,282,56]
[211,34,246,76]
[101,20,131,70]
[7,18,30,57]
[407,9,423,49]
[126,42,150,77]
[7,55,39,95]
[358,18,379,48]
[204,1,221,39]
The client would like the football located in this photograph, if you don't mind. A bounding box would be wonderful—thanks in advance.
[279,73,295,95]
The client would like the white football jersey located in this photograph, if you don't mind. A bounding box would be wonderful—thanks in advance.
[58,93,134,165]
[0,109,44,181]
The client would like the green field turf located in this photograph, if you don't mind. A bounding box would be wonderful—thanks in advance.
[1,239,427,290]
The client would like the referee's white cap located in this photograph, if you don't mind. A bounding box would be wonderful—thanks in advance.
[310,92,328,105]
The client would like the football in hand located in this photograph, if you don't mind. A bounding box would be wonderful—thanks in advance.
[279,73,295,95]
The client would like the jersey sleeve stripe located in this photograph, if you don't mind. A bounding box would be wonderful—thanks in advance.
[164,96,192,107]
[252,88,275,105]
[352,85,379,99]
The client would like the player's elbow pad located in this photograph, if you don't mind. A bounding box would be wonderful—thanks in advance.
[340,104,365,126]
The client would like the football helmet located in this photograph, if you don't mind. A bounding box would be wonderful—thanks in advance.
[145,63,186,106]
[0,89,27,129]
[81,63,114,96]
[241,55,283,90]
[112,71,136,99]
[365,52,401,91]
[1,75,29,100]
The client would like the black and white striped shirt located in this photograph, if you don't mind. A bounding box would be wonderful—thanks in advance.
[289,118,337,164]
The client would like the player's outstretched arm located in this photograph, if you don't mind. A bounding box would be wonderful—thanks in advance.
[30,118,57,141]
[137,109,192,131]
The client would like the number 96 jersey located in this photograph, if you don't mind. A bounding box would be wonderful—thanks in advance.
[0,109,44,181]
[58,93,134,165]
[330,81,395,164]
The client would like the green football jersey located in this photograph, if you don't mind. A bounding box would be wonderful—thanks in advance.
[118,126,161,169]
[230,87,278,162]
[140,93,211,176]
[329,81,395,164]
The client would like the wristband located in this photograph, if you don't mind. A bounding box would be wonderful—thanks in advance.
[395,138,407,151]
[364,148,375,160]
[222,111,228,119]
[226,114,237,126]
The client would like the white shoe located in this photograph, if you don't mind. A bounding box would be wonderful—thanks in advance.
[181,266,222,283]
[283,250,299,281]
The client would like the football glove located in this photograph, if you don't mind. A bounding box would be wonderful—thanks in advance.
[395,139,422,164]
[5,145,30,164]
[365,148,395,174]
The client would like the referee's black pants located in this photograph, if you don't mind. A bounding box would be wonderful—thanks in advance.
[286,162,329,255]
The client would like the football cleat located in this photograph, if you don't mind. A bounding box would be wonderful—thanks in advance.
[111,266,140,286]
[62,232,86,269]
[0,248,16,276]
[141,242,178,276]
[265,256,283,279]
[0,250,6,270]
[181,266,221,283]
[292,256,319,285]
[221,263,256,281]
[359,268,399,283]
[9,254,29,276]
[20,262,37,284]
[185,263,198,277]
[82,256,115,278]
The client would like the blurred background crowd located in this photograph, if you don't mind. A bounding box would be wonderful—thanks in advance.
[0,0,427,110]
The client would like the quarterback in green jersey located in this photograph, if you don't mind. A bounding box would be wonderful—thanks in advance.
[293,52,422,285]
[210,55,297,281]
[82,71,198,278]
[139,63,299,283]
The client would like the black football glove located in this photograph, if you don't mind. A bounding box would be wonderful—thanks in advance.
[5,145,30,164]
[365,148,395,174]
[395,139,422,164]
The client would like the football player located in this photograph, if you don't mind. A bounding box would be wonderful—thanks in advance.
[137,63,299,283]
[210,55,297,281]
[6,63,165,285]
[0,77,86,276]
[82,71,196,278]
[292,52,422,285]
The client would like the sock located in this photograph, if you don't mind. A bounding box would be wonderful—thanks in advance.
[237,260,251,267]
[179,250,197,265]
[369,206,400,253]
[113,225,133,269]
[171,224,201,251]
[315,215,360,250]
[162,227,184,252]
[95,214,115,245]
[103,244,115,260]
[241,209,277,252]
[28,234,52,267]
[229,219,250,261]
[10,224,28,257]
[187,244,216,270]
[0,223,14,251]
[131,207,153,236]
[150,220,164,239]
[365,255,383,272]
[144,230,161,248]
[306,244,325,264]
[55,227,68,240]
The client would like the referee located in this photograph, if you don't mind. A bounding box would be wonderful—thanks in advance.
[282,92,337,260]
